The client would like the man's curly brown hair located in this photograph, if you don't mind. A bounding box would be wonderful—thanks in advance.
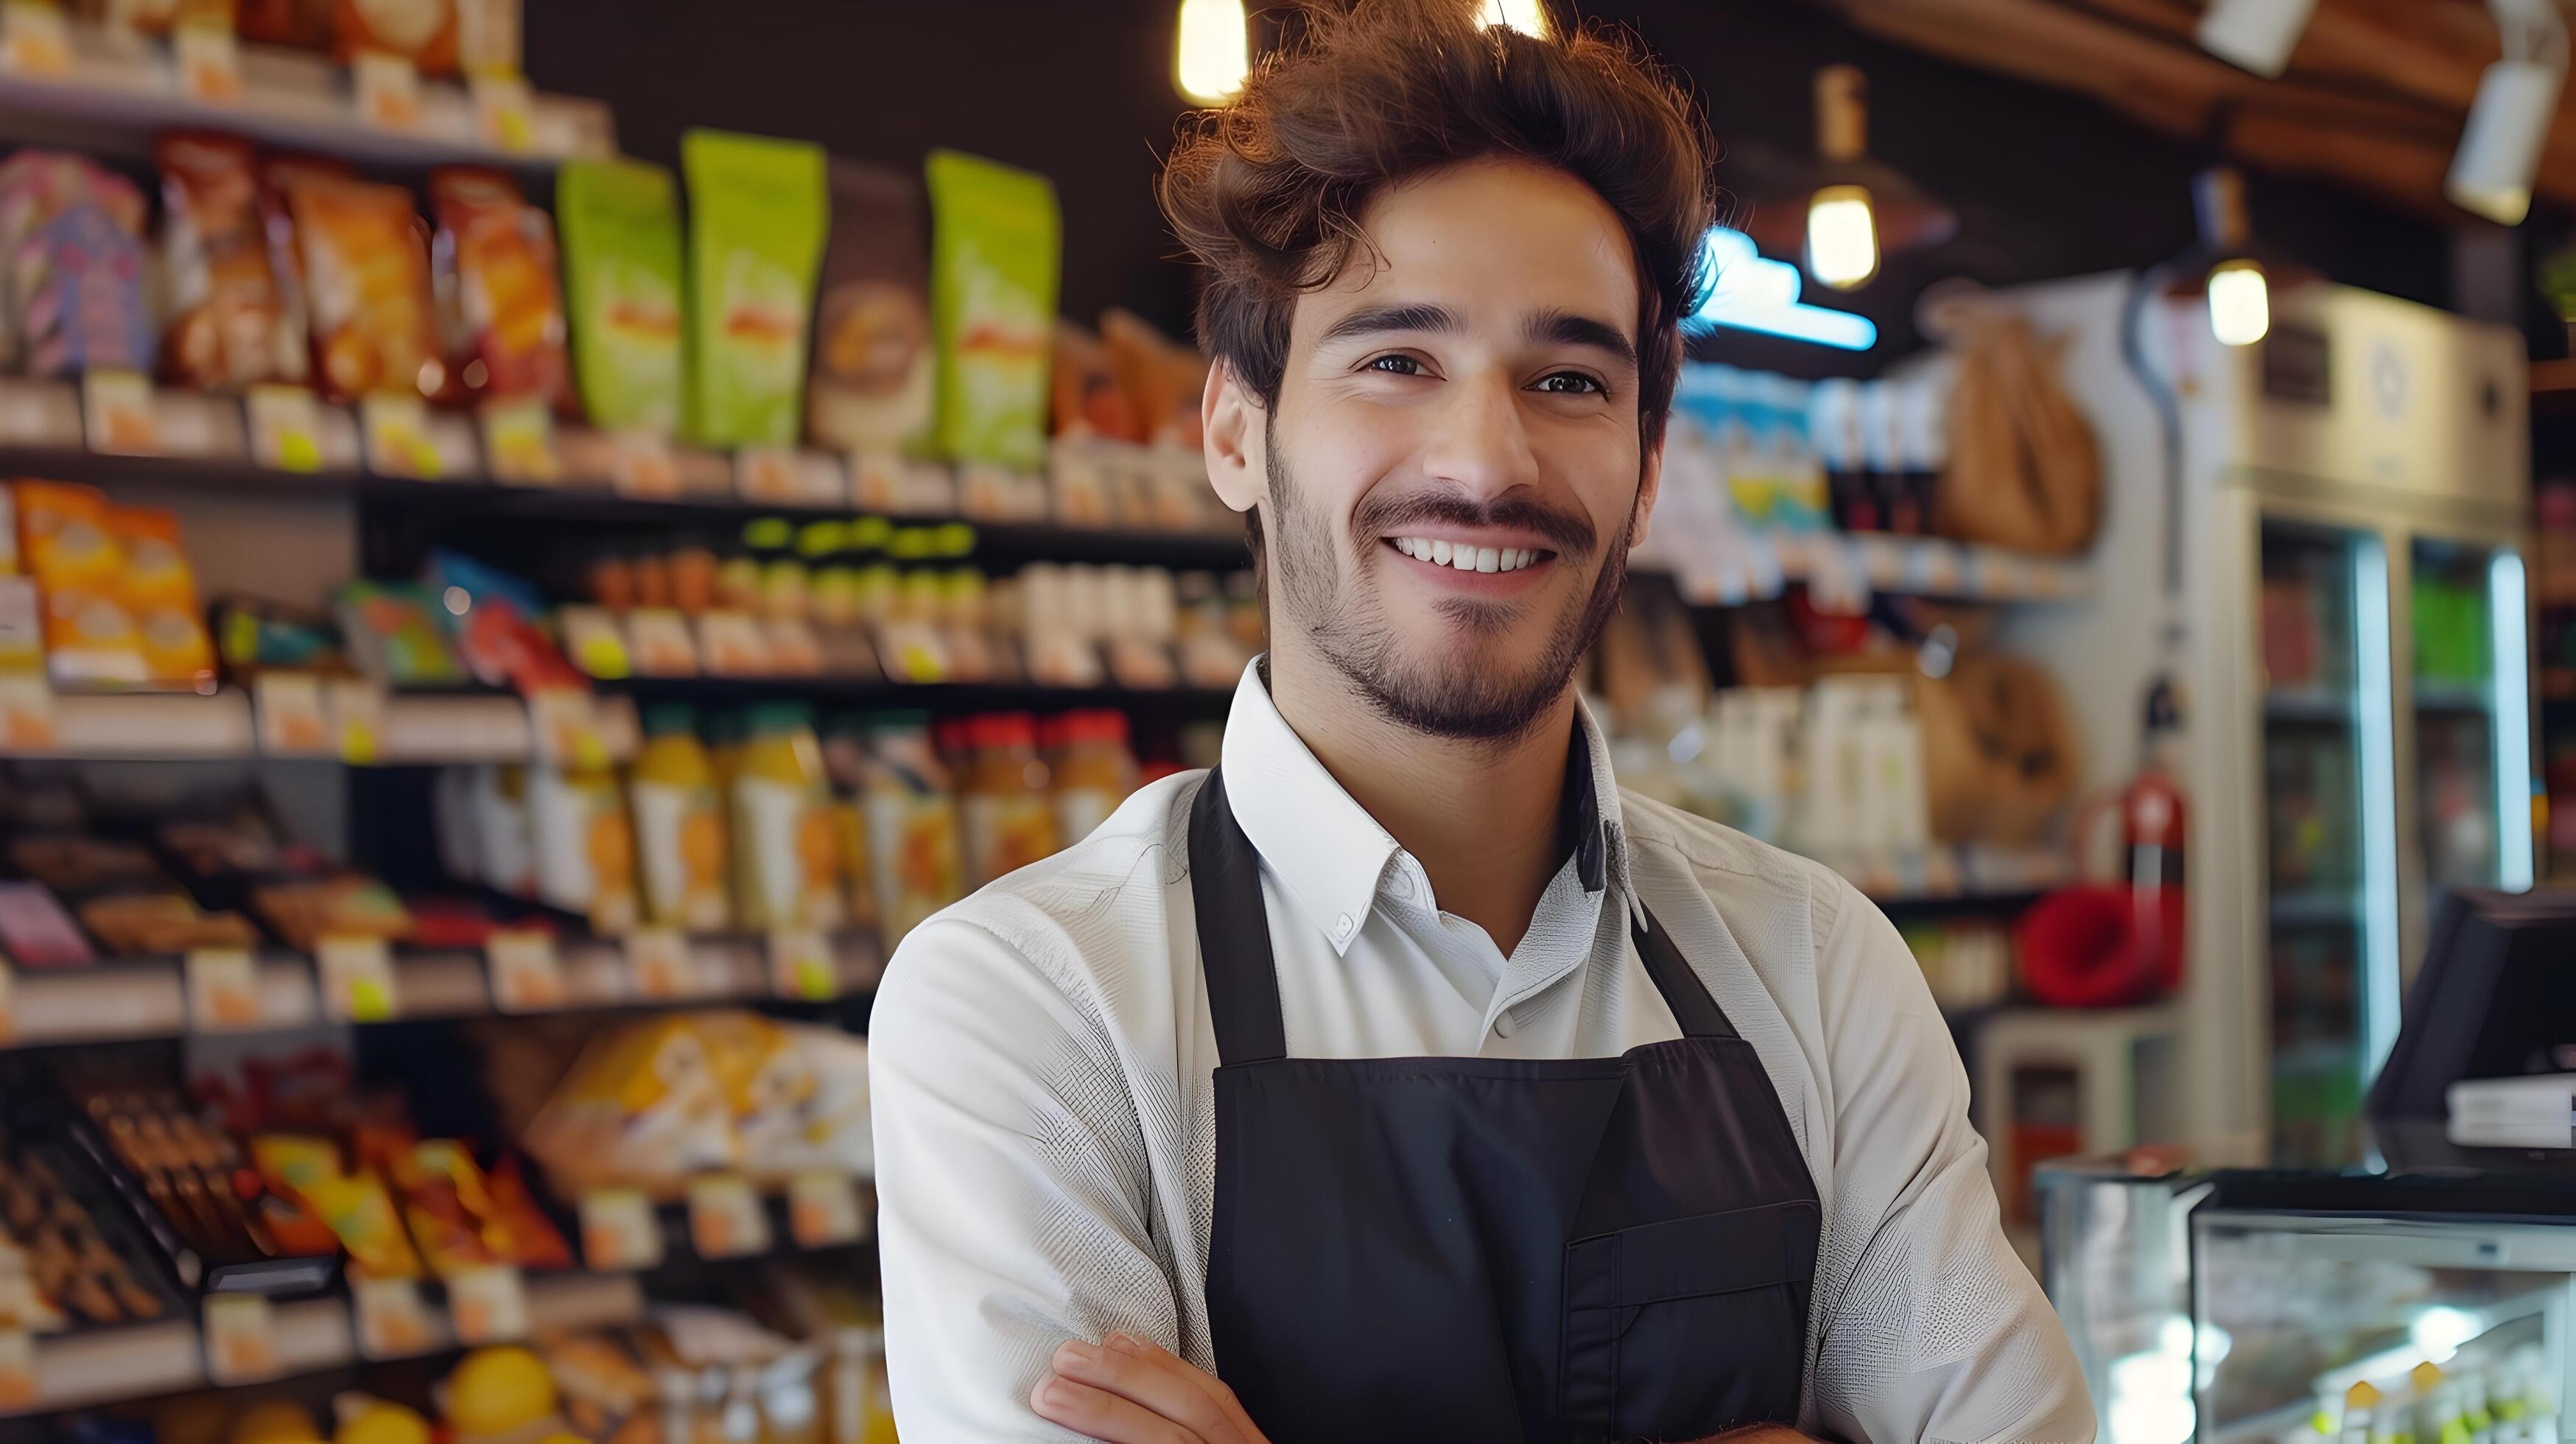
[1157,0,1719,455]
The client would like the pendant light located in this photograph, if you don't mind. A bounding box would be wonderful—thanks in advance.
[2196,169,2268,347]
[1176,0,1249,105]
[1805,66,1878,290]
[1477,0,1551,39]
[2445,0,2567,225]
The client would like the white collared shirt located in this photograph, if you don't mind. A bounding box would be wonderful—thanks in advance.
[869,663,2096,1443]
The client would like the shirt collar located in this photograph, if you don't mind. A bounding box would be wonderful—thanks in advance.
[1216,659,1636,956]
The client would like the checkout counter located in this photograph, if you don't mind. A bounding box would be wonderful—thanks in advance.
[2040,889,2576,1443]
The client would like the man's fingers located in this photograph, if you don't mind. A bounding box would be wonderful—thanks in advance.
[1047,1337,1243,1441]
[1028,1370,1200,1444]
[1098,1333,1265,1438]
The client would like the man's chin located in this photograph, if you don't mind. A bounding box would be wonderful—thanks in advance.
[1341,648,1576,743]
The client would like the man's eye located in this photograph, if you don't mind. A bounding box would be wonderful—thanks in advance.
[1366,354,1425,376]
[1534,372,1604,395]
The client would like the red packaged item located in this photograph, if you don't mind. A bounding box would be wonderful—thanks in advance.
[236,0,329,47]
[429,167,568,407]
[285,172,441,402]
[158,132,306,390]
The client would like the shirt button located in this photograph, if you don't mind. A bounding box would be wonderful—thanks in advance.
[1494,1010,1518,1039]
[1334,912,1355,940]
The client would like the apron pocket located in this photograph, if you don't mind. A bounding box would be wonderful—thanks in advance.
[1558,1199,1819,1443]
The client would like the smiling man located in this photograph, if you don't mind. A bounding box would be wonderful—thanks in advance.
[866,4,2095,1441]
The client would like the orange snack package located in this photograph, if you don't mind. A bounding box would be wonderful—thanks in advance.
[15,481,144,687]
[287,173,442,402]
[429,167,568,407]
[158,131,306,390]
[108,505,215,690]
[333,0,457,75]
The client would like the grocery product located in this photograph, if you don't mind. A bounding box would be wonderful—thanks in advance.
[0,150,152,378]
[0,1125,170,1330]
[808,159,935,456]
[1049,709,1137,847]
[429,167,571,406]
[287,173,441,402]
[446,1346,561,1436]
[334,0,457,74]
[925,149,1060,469]
[1050,318,1142,444]
[731,703,843,930]
[334,1401,431,1444]
[556,159,686,435]
[958,712,1060,888]
[530,762,639,934]
[1098,308,1207,451]
[17,480,146,687]
[109,505,217,690]
[337,580,466,684]
[250,872,413,948]
[454,0,519,74]
[632,704,731,932]
[0,879,94,966]
[158,131,305,390]
[682,130,829,448]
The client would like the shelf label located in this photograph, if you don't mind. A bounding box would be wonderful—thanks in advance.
[580,1188,663,1272]
[203,1294,280,1384]
[624,928,692,1000]
[607,430,680,499]
[768,930,835,1002]
[527,687,608,769]
[186,948,261,1031]
[0,3,69,78]
[174,21,242,104]
[0,963,14,1048]
[848,451,900,511]
[82,370,157,455]
[737,448,841,505]
[317,935,397,1023]
[687,1174,770,1259]
[329,679,385,764]
[0,1328,31,1411]
[362,393,441,480]
[354,50,422,130]
[788,1171,864,1249]
[245,385,324,472]
[351,1271,432,1359]
[480,396,560,485]
[446,1263,527,1345]
[625,609,698,677]
[255,673,329,755]
[0,675,52,753]
[469,71,536,153]
[485,928,565,1013]
[696,611,771,677]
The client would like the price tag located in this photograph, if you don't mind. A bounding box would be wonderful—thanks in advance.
[351,1272,433,1359]
[446,1263,527,1345]
[329,679,385,764]
[173,21,242,103]
[697,611,773,677]
[788,1171,864,1249]
[608,430,680,499]
[479,396,561,484]
[625,609,699,677]
[0,963,15,1048]
[317,935,396,1023]
[768,930,836,1002]
[0,1328,31,1411]
[527,687,608,769]
[580,1188,664,1271]
[485,928,566,1013]
[82,370,158,455]
[687,1174,771,1259]
[624,928,693,1000]
[245,385,324,472]
[0,675,54,752]
[556,606,630,681]
[848,451,901,511]
[203,1294,280,1384]
[186,948,262,1031]
[0,3,70,77]
[354,50,422,130]
[736,446,798,502]
[362,393,441,479]
[255,673,329,755]
[469,71,536,152]
[764,617,824,676]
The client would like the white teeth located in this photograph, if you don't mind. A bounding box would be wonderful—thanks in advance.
[1400,537,1423,558]
[1501,549,1523,570]
[1430,539,1453,566]
[1475,547,1500,572]
[1450,547,1476,572]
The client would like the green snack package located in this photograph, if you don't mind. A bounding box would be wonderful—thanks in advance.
[925,149,1060,470]
[557,158,687,435]
[682,128,829,448]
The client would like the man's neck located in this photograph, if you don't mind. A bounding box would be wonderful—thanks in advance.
[1266,646,1576,956]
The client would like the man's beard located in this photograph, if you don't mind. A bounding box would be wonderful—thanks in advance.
[1263,418,1633,743]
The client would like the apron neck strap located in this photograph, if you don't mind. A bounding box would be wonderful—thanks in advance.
[1189,765,1746,1061]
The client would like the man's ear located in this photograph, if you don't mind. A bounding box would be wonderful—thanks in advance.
[1628,427,1666,550]
[1202,357,1265,514]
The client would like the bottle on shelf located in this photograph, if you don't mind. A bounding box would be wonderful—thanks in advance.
[632,703,731,932]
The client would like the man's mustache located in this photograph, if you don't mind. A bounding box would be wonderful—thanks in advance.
[1349,491,1598,557]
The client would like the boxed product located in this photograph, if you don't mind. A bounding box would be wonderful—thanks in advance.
[681,129,829,448]
[429,166,569,406]
[0,151,153,378]
[286,172,441,401]
[556,158,685,436]
[807,159,934,456]
[925,149,1059,469]
[158,131,306,391]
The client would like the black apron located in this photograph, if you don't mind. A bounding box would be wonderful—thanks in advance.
[1190,769,1822,1444]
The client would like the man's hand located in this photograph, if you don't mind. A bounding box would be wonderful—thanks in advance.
[1030,1333,1269,1443]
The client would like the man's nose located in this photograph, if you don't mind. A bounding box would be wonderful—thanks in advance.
[1419,371,1540,501]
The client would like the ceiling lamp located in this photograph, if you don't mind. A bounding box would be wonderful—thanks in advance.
[1746,66,1954,290]
[1478,0,1551,39]
[2446,0,2567,225]
[1176,0,1249,105]
[2196,168,2268,347]
[2194,0,2319,79]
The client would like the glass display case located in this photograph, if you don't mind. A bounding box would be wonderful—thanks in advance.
[2042,1141,2574,1444]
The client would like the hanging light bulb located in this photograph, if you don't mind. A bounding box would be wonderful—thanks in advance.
[2207,259,2270,347]
[1477,0,1551,38]
[1805,66,1878,290]
[2194,168,2268,346]
[1176,0,1249,105]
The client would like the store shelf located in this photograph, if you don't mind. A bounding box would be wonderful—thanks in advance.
[2270,889,2359,928]
[1819,845,2069,905]
[1,931,884,1049]
[2264,687,2354,723]
[2412,680,2494,712]
[2533,358,2576,418]
[0,687,580,765]
[5,1272,643,1417]
[600,676,1236,712]
[2543,666,2576,701]
[0,20,613,172]
[1655,526,2094,607]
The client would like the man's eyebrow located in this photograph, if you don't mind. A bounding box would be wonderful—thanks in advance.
[1527,309,1638,367]
[1317,302,1461,347]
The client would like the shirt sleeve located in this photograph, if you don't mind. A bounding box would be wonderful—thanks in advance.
[1804,880,2098,1444]
[868,915,1183,1441]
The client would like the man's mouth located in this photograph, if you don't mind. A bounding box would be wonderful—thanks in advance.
[1386,536,1556,575]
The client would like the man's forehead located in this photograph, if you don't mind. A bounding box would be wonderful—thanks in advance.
[1307,160,1641,332]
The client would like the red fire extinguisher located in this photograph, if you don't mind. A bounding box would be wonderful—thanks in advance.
[2016,681,2188,1007]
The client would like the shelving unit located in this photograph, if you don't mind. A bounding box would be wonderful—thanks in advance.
[1653,525,2095,606]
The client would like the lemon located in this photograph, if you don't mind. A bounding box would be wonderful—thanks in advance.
[446,1347,558,1435]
